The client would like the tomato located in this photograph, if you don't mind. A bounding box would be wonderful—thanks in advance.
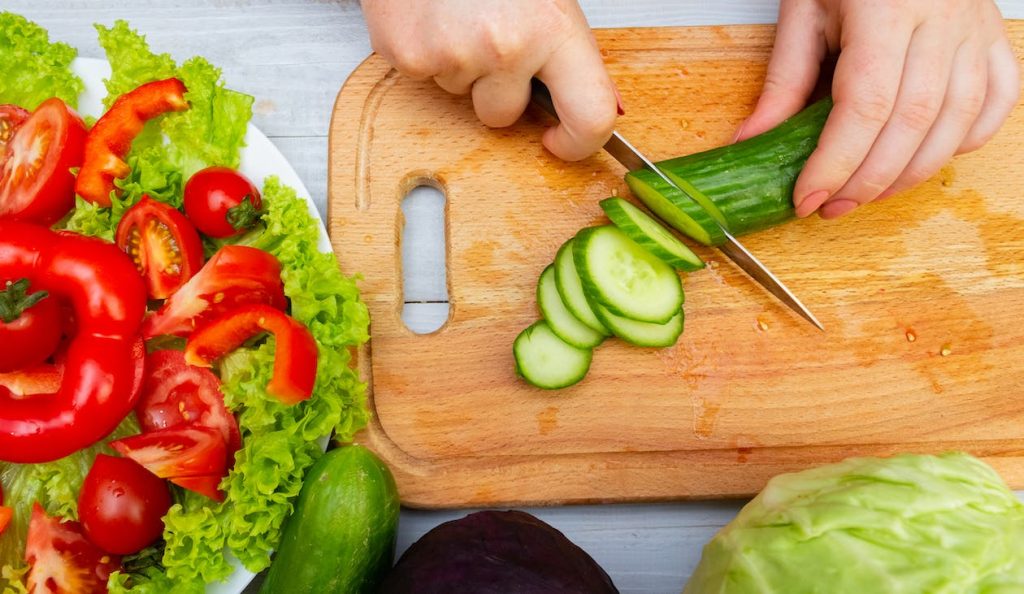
[0,483,10,536]
[185,304,318,404]
[25,503,122,594]
[110,426,227,480]
[0,278,62,372]
[142,245,286,338]
[78,454,172,555]
[137,350,241,456]
[169,474,225,503]
[0,105,30,158]
[0,99,87,225]
[184,167,263,238]
[115,196,204,300]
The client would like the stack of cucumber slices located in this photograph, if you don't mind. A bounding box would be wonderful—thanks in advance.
[514,198,704,390]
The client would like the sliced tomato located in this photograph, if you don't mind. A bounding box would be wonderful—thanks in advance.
[0,364,62,398]
[114,196,204,299]
[110,426,227,479]
[25,503,122,594]
[0,105,30,158]
[0,99,87,225]
[142,245,286,338]
[185,304,318,404]
[170,474,226,502]
[138,350,241,456]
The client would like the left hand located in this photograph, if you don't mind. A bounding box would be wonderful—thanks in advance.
[737,0,1020,219]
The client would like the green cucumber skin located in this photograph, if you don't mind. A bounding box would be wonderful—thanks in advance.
[572,226,683,325]
[599,197,705,272]
[537,265,605,349]
[592,302,684,348]
[260,446,400,594]
[625,173,724,246]
[626,97,833,244]
[553,240,611,336]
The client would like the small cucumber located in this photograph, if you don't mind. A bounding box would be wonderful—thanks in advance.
[514,321,592,390]
[592,302,684,348]
[260,445,400,594]
[537,265,604,349]
[600,197,705,272]
[553,239,610,336]
[572,226,683,324]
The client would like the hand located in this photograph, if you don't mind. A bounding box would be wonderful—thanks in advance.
[737,0,1019,219]
[361,0,620,161]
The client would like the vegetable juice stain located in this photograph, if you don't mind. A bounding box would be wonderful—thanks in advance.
[536,406,559,436]
[692,398,720,439]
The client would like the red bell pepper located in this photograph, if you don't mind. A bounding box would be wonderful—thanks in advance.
[0,221,147,463]
[185,304,318,404]
[75,78,188,206]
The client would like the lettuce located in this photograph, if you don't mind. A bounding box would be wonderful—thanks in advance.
[0,12,82,109]
[685,453,1024,594]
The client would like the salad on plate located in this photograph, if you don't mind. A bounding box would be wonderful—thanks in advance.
[0,12,369,593]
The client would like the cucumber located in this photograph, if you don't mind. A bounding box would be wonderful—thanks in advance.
[537,265,604,349]
[260,445,400,594]
[625,97,833,245]
[572,226,683,324]
[599,197,705,272]
[593,302,684,348]
[553,239,610,336]
[514,321,592,389]
[625,171,725,246]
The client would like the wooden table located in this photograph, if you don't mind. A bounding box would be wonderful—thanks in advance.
[11,2,1024,592]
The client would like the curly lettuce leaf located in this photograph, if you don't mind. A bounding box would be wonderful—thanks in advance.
[0,12,82,109]
[94,20,176,109]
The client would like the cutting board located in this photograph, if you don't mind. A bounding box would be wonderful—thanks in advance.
[327,24,1024,508]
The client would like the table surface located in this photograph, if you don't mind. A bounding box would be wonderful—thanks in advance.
[11,1,1024,592]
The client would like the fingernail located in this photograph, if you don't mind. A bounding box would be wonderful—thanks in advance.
[795,189,830,218]
[730,119,748,144]
[613,86,625,116]
[820,199,859,219]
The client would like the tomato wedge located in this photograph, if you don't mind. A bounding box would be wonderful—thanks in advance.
[185,304,318,404]
[137,350,241,456]
[0,98,87,225]
[115,196,204,299]
[142,245,286,338]
[0,104,30,158]
[110,426,228,479]
[25,503,122,594]
[170,474,226,503]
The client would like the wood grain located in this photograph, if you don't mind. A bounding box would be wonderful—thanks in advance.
[329,23,1024,507]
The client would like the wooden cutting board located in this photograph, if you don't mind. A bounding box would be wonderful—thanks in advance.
[327,24,1024,508]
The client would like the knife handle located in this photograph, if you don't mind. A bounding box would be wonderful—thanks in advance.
[530,79,558,120]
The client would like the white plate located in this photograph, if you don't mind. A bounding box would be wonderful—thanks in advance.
[72,57,330,594]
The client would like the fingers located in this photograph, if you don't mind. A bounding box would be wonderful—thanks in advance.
[959,36,1020,153]
[793,10,916,217]
[537,31,619,161]
[818,25,955,219]
[737,0,828,141]
[471,73,532,128]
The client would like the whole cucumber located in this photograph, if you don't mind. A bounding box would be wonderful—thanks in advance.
[259,445,400,594]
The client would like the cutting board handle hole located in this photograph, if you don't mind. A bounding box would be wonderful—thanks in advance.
[400,183,450,334]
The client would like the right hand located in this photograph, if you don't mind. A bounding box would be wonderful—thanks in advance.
[361,0,621,161]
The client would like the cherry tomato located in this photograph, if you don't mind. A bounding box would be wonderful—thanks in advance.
[185,304,318,404]
[25,503,122,594]
[78,454,172,555]
[184,167,263,238]
[0,99,87,225]
[116,196,205,300]
[137,350,242,457]
[0,105,30,158]
[110,426,227,480]
[0,278,62,372]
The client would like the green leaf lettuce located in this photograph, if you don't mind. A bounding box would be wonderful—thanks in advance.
[0,12,82,109]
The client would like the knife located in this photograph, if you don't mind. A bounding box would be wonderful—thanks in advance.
[529,79,824,331]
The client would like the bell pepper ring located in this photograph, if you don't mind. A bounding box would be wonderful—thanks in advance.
[0,221,147,463]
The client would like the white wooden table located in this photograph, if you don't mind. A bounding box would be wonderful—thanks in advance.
[11,2,1023,592]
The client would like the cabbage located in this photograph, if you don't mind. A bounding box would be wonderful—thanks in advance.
[684,453,1024,594]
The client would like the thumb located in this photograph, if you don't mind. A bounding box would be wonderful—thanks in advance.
[736,1,827,141]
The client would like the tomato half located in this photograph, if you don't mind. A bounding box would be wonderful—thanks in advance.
[0,278,62,372]
[25,503,122,594]
[142,245,286,338]
[184,167,263,238]
[110,426,227,479]
[115,196,205,300]
[0,99,87,225]
[78,454,172,555]
[137,350,241,456]
[0,105,30,158]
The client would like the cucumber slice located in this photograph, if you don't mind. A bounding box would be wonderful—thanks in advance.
[553,239,610,336]
[600,198,705,272]
[537,265,605,349]
[513,321,592,390]
[593,302,684,348]
[573,225,683,324]
[625,171,725,246]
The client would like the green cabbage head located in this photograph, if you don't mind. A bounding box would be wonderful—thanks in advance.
[685,452,1024,594]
